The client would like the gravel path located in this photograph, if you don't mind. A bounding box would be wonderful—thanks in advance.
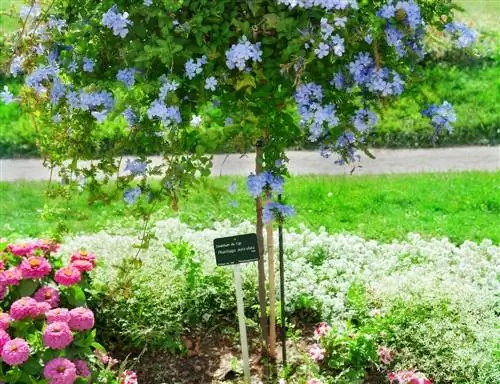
[1,146,498,181]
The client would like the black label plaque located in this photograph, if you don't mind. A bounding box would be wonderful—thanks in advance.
[214,233,259,266]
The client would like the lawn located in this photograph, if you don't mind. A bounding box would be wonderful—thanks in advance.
[1,172,499,243]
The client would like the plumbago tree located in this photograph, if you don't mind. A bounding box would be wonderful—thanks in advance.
[2,0,474,358]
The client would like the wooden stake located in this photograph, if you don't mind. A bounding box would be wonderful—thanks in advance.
[266,194,277,359]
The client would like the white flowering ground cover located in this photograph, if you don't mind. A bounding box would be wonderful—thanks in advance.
[60,218,499,382]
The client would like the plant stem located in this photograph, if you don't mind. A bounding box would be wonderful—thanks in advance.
[255,144,269,350]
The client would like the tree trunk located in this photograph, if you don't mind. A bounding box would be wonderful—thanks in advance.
[266,192,277,360]
[255,145,269,350]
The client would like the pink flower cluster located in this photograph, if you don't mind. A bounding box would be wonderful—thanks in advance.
[388,370,432,384]
[0,241,135,383]
[313,322,331,340]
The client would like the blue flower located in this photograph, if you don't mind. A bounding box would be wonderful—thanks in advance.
[246,174,266,197]
[315,42,330,59]
[159,79,179,100]
[185,56,207,79]
[277,0,357,11]
[83,58,95,73]
[124,159,147,176]
[352,109,377,132]
[102,5,133,38]
[123,107,136,127]
[330,35,345,56]
[422,101,456,136]
[444,22,477,48]
[224,117,234,126]
[117,68,136,88]
[25,64,58,94]
[147,100,182,127]
[0,86,16,104]
[205,76,218,91]
[124,187,142,205]
[68,60,78,73]
[225,37,262,71]
[50,77,66,105]
[144,0,153,6]
[263,202,295,224]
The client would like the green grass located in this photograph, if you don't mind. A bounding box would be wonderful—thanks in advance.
[1,172,499,244]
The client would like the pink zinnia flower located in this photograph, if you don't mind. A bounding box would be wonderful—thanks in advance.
[70,250,96,268]
[34,287,60,308]
[0,329,11,351]
[8,242,36,257]
[55,266,81,286]
[119,370,138,384]
[44,358,77,384]
[1,338,30,365]
[2,268,22,285]
[20,256,52,279]
[43,321,73,350]
[74,359,91,377]
[46,308,70,323]
[0,313,12,330]
[313,322,331,340]
[68,307,94,331]
[71,260,94,273]
[10,297,38,320]
[378,346,394,365]
[308,344,326,362]
[0,261,4,271]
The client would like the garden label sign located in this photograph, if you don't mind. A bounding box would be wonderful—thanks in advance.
[213,234,259,383]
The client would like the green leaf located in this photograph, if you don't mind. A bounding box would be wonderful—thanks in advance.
[18,280,38,297]
[66,286,87,307]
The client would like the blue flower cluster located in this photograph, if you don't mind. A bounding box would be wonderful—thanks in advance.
[377,1,424,59]
[124,159,147,176]
[25,64,58,94]
[185,55,207,79]
[421,101,456,136]
[314,18,344,59]
[159,78,179,100]
[352,108,377,132]
[0,86,16,104]
[246,172,284,198]
[294,83,339,141]
[64,89,114,122]
[277,0,358,11]
[124,187,142,205]
[102,5,133,38]
[144,0,153,6]
[147,100,182,128]
[263,202,295,224]
[225,37,263,71]
[117,68,136,88]
[348,53,404,96]
[444,22,477,48]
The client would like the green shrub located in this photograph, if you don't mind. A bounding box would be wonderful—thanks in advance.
[91,242,258,352]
